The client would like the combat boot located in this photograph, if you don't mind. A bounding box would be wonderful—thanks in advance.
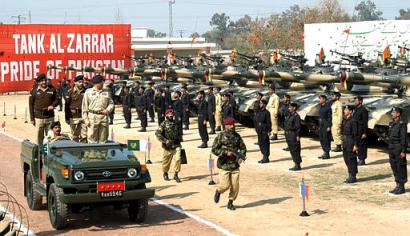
[163,172,170,181]
[183,125,189,130]
[258,157,269,164]
[270,134,278,141]
[283,147,290,151]
[358,159,366,166]
[289,163,301,171]
[197,142,208,148]
[389,183,400,194]
[332,145,342,152]
[138,127,146,132]
[149,118,155,123]
[173,172,181,183]
[209,130,216,135]
[214,190,221,203]
[322,152,330,159]
[318,153,325,159]
[394,183,405,195]
[227,200,236,210]
[123,124,131,129]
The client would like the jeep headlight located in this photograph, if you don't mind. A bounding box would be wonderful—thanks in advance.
[127,168,137,178]
[74,171,85,181]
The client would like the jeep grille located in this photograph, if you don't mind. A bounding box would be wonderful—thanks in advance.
[82,167,128,182]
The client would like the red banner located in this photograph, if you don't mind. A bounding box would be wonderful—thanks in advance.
[0,24,131,93]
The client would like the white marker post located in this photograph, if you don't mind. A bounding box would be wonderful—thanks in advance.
[24,107,28,123]
[208,154,215,185]
[13,104,17,119]
[3,101,5,116]
[146,137,152,164]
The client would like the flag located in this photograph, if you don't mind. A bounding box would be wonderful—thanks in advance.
[220,37,224,43]
[343,28,350,34]
[191,35,197,43]
[319,47,325,61]
[208,158,214,170]
[1,121,5,129]
[383,46,391,61]
[127,140,149,151]
[300,180,309,201]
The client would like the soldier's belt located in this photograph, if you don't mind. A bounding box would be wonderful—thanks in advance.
[89,110,103,114]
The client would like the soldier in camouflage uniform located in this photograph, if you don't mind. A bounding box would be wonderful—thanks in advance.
[155,109,183,183]
[64,75,87,142]
[212,117,247,211]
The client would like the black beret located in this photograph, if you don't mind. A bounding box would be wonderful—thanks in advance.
[74,75,84,82]
[344,105,355,111]
[208,86,214,90]
[284,94,291,99]
[36,73,47,82]
[392,107,402,113]
[319,94,327,100]
[354,95,363,101]
[181,85,187,89]
[261,99,268,105]
[223,92,231,97]
[91,75,104,84]
[268,84,276,90]
[50,121,61,129]
[147,81,154,85]
[256,92,263,97]
[332,92,341,97]
[197,90,205,95]
[290,102,298,108]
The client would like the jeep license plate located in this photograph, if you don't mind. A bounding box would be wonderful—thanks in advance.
[98,182,125,198]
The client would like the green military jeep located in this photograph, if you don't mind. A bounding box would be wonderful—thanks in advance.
[21,140,155,229]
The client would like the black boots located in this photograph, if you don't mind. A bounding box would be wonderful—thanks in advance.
[270,134,278,141]
[163,172,170,181]
[123,124,131,129]
[289,163,302,171]
[283,147,290,151]
[258,156,269,164]
[183,125,189,130]
[227,200,236,210]
[319,152,330,159]
[390,183,405,195]
[332,145,342,152]
[344,174,357,184]
[358,159,366,166]
[173,172,181,183]
[138,127,146,132]
[214,190,220,203]
[209,130,216,135]
[197,142,208,148]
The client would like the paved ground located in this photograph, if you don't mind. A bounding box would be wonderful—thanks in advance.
[0,94,410,236]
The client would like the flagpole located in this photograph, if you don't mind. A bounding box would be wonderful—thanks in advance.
[208,153,215,185]
[24,107,28,123]
[3,101,5,116]
[13,104,17,119]
[299,177,310,217]
[146,137,152,164]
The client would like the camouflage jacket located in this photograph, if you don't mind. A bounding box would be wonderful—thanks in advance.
[155,119,182,150]
[212,131,247,171]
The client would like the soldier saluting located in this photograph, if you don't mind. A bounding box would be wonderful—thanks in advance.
[342,105,359,183]
[155,109,183,183]
[284,102,302,171]
[212,117,247,211]
[65,75,87,142]
[29,74,59,146]
[388,107,407,195]
[82,75,114,144]
[353,96,368,165]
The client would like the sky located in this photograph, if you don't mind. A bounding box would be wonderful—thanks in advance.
[0,0,407,36]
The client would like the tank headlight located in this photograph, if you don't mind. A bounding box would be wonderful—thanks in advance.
[127,168,138,178]
[74,171,85,181]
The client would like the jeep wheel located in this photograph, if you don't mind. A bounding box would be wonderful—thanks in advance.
[48,183,68,229]
[128,199,148,223]
[25,172,42,210]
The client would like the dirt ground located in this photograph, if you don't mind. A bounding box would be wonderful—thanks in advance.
[0,93,410,236]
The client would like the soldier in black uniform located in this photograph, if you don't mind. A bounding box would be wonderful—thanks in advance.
[255,99,272,164]
[163,85,172,109]
[181,85,190,130]
[154,88,165,126]
[105,81,115,125]
[133,81,141,120]
[284,102,302,171]
[342,105,359,183]
[135,86,147,132]
[145,81,156,122]
[353,96,368,165]
[173,91,183,137]
[253,92,263,145]
[197,90,209,148]
[222,93,234,130]
[318,95,332,159]
[229,91,237,120]
[207,86,216,134]
[56,81,64,111]
[120,82,133,129]
[280,94,291,151]
[388,107,407,194]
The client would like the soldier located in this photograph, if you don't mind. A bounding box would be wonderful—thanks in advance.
[279,94,291,127]
[173,91,183,137]
[135,86,148,132]
[353,96,368,165]
[229,91,237,120]
[120,82,133,129]
[331,92,343,152]
[207,86,216,134]
[197,90,209,148]
[212,117,247,211]
[29,74,59,146]
[388,107,407,195]
[133,81,141,120]
[154,88,166,126]
[64,75,87,143]
[155,109,183,183]
[104,80,115,125]
[284,102,302,171]
[341,105,359,183]
[43,121,71,145]
[82,75,114,144]
[56,81,64,111]
[214,87,223,131]
[221,93,234,130]
[256,99,272,164]
[253,92,263,133]
[181,85,190,130]
[145,81,156,122]
[267,84,280,140]
[318,95,332,160]
[163,85,172,109]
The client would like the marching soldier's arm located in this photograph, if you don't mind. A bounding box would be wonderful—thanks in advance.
[352,118,359,146]
[155,123,166,143]
[238,136,247,156]
[274,95,280,114]
[105,95,115,113]
[325,106,332,129]
[212,133,227,156]
[295,114,301,137]
[203,101,209,121]
[81,91,90,121]
[400,123,407,153]
[337,103,343,124]
[363,109,369,133]
[51,89,60,108]
[64,90,72,122]
[29,92,35,121]
[266,111,272,133]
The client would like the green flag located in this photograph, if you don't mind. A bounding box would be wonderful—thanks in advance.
[127,140,148,151]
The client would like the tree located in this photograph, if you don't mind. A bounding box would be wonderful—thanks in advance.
[209,13,230,33]
[396,8,410,20]
[353,0,383,21]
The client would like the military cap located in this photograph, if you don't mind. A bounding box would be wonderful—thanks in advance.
[268,84,276,90]
[165,108,174,115]
[74,75,84,82]
[197,90,205,95]
[216,87,222,91]
[345,105,355,111]
[319,94,327,100]
[208,86,214,90]
[392,107,402,113]
[147,81,154,85]
[332,91,341,97]
[256,92,263,97]
[354,95,363,101]
[290,102,298,109]
[36,73,47,82]
[50,121,61,129]
[224,116,235,126]
[261,99,268,105]
[223,92,231,97]
[91,75,104,84]
[284,94,291,99]
[181,85,188,89]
